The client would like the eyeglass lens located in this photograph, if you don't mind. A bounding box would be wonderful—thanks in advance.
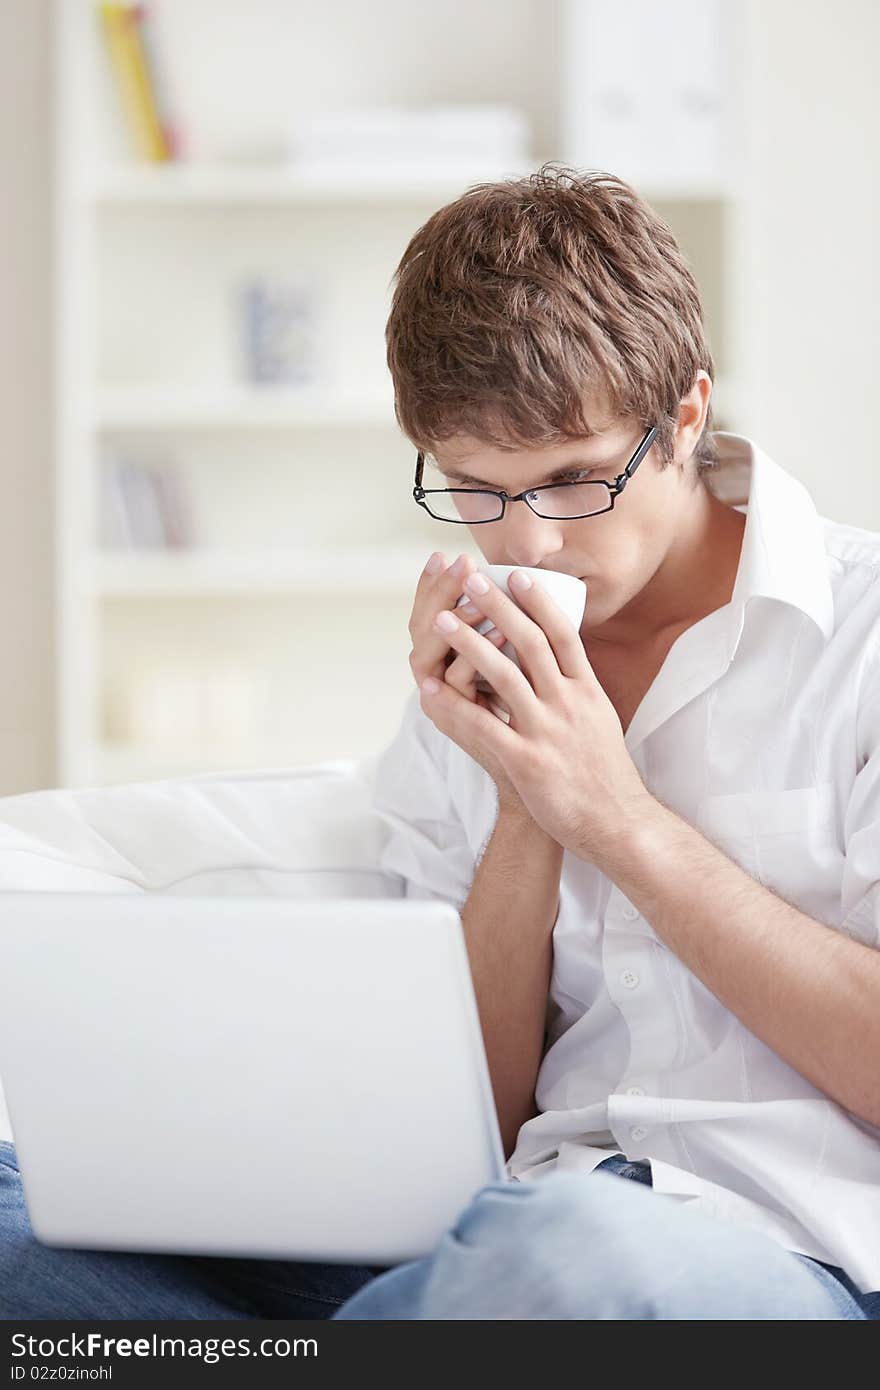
[420,479,612,522]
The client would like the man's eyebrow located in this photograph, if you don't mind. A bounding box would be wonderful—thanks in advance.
[434,454,618,485]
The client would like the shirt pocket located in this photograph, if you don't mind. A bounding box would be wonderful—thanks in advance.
[694,782,842,913]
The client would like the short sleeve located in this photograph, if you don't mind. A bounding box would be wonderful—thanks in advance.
[840,686,880,948]
[368,688,480,911]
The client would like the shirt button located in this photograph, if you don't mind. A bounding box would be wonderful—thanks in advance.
[620,968,640,989]
[630,1126,648,1141]
[622,903,640,921]
[626,1085,646,1096]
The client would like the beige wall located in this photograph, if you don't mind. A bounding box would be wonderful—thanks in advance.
[0,0,55,794]
[744,0,879,523]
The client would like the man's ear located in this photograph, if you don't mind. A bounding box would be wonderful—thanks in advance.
[673,371,713,466]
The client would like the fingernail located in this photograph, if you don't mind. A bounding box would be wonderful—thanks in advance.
[510,569,532,590]
[421,677,441,695]
[425,552,446,574]
[465,572,489,595]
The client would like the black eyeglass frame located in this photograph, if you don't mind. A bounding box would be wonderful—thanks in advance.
[413,424,659,524]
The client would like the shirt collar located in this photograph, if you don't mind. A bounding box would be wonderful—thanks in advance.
[704,432,835,646]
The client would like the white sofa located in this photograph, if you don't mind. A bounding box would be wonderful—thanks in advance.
[0,752,405,1143]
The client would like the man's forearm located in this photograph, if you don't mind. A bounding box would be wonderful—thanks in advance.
[589,797,880,1128]
[461,807,564,1160]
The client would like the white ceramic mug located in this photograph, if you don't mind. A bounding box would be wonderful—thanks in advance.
[455,564,587,671]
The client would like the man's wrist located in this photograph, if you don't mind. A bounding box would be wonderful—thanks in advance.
[496,798,562,850]
[496,795,533,825]
[581,791,673,879]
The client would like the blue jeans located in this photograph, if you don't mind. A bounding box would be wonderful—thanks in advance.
[1,1142,877,1320]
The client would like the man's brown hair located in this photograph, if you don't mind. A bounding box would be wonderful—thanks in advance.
[386,163,718,477]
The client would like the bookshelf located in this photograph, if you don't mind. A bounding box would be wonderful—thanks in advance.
[54,0,752,787]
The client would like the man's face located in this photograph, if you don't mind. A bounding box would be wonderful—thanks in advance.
[427,413,701,639]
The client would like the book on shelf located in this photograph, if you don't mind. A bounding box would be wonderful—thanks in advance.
[97,2,178,162]
[240,277,324,386]
[99,452,196,550]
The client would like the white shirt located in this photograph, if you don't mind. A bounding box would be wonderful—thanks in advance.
[369,432,880,1296]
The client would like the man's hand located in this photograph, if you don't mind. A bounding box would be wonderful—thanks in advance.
[419,567,653,859]
[408,553,527,813]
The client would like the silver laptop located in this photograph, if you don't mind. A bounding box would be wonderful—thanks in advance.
[0,894,505,1264]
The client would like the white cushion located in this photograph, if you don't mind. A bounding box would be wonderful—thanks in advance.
[0,758,402,897]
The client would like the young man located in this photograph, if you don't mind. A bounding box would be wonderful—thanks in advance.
[334,165,880,1319]
[2,166,878,1320]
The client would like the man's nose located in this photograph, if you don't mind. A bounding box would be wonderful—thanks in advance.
[500,498,565,569]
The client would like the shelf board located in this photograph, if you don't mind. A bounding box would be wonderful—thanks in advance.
[89,162,536,206]
[88,165,736,209]
[91,545,435,596]
[93,385,397,431]
[93,377,742,433]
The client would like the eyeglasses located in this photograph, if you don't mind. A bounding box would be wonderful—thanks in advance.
[413,425,658,524]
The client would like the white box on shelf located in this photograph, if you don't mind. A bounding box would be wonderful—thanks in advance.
[288,103,531,167]
[124,663,266,748]
[560,0,730,195]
